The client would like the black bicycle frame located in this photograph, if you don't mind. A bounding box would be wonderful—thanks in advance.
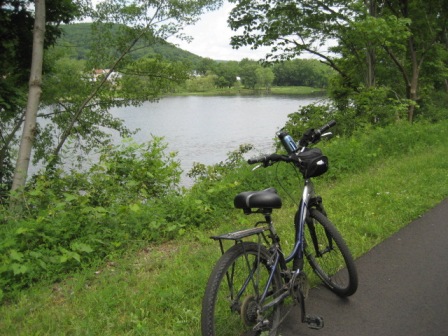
[287,178,315,264]
[253,179,318,314]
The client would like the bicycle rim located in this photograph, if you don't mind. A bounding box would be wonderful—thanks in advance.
[201,242,283,336]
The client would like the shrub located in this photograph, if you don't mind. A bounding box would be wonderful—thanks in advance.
[0,137,183,297]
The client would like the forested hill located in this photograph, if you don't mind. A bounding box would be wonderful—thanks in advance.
[58,23,205,66]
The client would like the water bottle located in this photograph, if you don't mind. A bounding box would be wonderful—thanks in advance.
[278,131,298,154]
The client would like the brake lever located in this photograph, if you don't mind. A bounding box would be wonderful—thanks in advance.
[321,132,333,139]
[252,164,262,171]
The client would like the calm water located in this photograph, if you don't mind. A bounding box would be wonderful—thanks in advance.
[110,95,321,184]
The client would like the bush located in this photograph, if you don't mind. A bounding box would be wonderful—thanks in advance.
[317,119,448,181]
[0,137,183,297]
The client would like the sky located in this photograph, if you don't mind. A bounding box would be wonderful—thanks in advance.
[167,2,271,61]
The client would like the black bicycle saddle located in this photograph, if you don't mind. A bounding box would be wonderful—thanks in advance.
[234,188,282,213]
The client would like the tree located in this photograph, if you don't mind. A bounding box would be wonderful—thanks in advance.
[228,0,357,78]
[212,61,240,88]
[196,57,216,75]
[332,0,448,121]
[239,59,259,89]
[272,59,333,87]
[4,0,223,196]
[0,0,81,199]
[255,67,274,91]
[380,0,448,121]
[11,0,46,193]
[228,0,448,123]
[44,0,223,168]
[185,73,216,91]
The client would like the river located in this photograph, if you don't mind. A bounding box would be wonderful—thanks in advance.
[109,95,322,185]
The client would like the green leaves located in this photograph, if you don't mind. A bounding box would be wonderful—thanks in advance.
[0,136,185,297]
[348,15,411,50]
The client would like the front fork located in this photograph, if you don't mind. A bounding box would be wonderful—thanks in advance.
[293,196,326,269]
[306,196,334,258]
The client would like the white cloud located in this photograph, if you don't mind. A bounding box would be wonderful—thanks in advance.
[167,2,271,61]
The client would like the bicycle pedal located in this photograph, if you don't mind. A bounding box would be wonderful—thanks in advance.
[305,315,324,330]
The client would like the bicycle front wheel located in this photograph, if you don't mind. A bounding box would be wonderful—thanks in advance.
[201,242,283,336]
[305,209,358,297]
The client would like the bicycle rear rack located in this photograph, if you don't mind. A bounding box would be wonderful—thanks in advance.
[211,226,270,255]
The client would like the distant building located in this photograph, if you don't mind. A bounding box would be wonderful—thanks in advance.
[91,69,122,83]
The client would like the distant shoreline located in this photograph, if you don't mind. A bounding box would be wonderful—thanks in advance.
[168,86,327,97]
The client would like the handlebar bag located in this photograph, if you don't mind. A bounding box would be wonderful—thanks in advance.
[297,148,328,178]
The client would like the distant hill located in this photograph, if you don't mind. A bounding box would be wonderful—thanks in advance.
[58,23,205,67]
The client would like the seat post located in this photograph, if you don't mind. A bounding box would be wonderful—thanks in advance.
[263,212,280,244]
[264,213,273,224]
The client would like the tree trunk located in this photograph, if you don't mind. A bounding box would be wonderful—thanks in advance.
[11,0,46,194]
[366,49,376,87]
[407,37,420,123]
[365,0,377,87]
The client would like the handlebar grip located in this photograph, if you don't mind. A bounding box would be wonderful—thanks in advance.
[248,156,266,165]
[247,154,290,165]
[316,120,336,135]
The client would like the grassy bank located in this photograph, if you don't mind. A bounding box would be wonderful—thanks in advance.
[1,125,447,335]
[171,85,326,96]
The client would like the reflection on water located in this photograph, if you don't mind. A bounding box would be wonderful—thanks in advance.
[110,95,321,185]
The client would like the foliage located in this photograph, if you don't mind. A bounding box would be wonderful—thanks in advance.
[57,22,206,67]
[227,0,448,122]
[120,56,190,99]
[0,0,84,199]
[272,59,335,88]
[184,73,217,92]
[282,84,421,141]
[1,0,223,198]
[1,119,447,301]
[255,67,275,91]
[284,117,448,187]
[0,137,184,295]
[210,61,240,88]
[238,59,260,89]
[57,23,336,92]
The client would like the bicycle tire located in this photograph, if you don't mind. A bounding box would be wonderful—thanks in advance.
[305,209,358,297]
[201,242,283,336]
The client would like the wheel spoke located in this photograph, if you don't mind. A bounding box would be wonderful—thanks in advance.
[202,242,283,336]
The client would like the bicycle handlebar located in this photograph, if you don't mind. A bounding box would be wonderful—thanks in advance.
[247,153,291,166]
[316,120,336,136]
[298,120,336,147]
[248,120,337,166]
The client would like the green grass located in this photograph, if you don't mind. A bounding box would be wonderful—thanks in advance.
[171,85,325,96]
[1,138,447,335]
[270,86,325,95]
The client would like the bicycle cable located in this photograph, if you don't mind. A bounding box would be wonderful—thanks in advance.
[274,161,302,208]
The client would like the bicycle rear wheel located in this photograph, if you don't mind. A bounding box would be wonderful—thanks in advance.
[305,209,358,297]
[201,242,283,336]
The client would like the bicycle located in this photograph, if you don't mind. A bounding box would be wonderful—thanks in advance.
[201,120,358,335]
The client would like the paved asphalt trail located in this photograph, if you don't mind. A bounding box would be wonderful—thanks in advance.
[279,198,448,336]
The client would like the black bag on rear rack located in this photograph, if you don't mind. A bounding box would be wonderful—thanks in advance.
[296,148,328,178]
